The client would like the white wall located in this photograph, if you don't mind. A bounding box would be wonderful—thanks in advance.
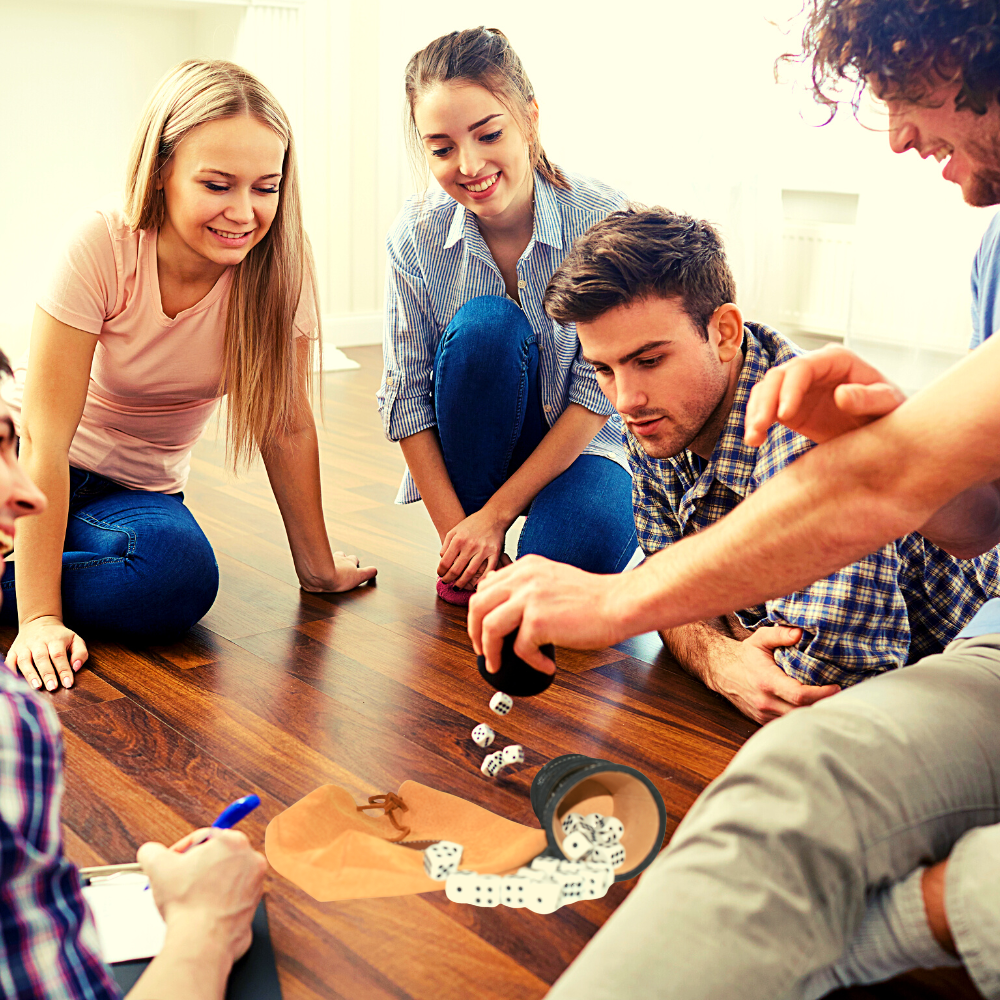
[1,0,995,385]
[370,0,997,384]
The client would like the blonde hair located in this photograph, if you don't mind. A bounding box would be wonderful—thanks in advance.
[124,59,319,470]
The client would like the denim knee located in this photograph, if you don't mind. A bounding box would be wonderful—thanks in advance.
[439,295,533,358]
[120,521,219,643]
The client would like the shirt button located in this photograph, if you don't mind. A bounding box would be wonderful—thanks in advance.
[517,279,526,289]
[543,405,552,413]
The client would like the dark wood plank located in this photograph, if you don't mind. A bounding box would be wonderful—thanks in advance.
[11,346,971,1000]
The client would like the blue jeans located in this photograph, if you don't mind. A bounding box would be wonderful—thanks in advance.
[434,296,637,574]
[1,467,219,643]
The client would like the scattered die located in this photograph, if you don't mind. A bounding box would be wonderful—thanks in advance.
[561,828,595,861]
[445,870,479,904]
[471,723,495,748]
[529,855,562,874]
[589,843,626,869]
[584,813,606,833]
[552,868,584,902]
[501,744,525,766]
[500,874,532,908]
[423,841,464,881]
[489,691,514,716]
[480,751,504,778]
[579,861,615,900]
[560,812,586,836]
[523,879,563,915]
[444,870,501,907]
[470,873,501,907]
[596,816,625,845]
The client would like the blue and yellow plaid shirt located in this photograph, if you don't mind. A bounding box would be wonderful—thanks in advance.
[628,322,1000,687]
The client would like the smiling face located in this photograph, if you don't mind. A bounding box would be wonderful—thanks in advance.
[579,296,745,461]
[157,114,286,270]
[413,81,534,224]
[0,402,46,563]
[885,78,1000,206]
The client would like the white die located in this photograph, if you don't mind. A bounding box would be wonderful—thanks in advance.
[423,841,463,881]
[529,855,562,874]
[471,723,495,748]
[523,878,563,914]
[557,860,584,874]
[501,744,525,766]
[579,861,615,900]
[589,843,626,869]
[518,866,549,881]
[500,874,531,908]
[445,870,479,905]
[469,873,502,907]
[596,817,625,845]
[489,691,514,716]
[552,869,584,902]
[480,751,504,778]
[560,812,586,836]
[561,829,594,861]
[583,813,606,833]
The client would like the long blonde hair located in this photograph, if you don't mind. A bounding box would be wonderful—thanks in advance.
[124,59,319,470]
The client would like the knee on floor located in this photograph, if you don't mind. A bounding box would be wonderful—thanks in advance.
[124,526,220,642]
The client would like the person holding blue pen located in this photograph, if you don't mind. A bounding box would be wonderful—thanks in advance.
[0,343,266,1000]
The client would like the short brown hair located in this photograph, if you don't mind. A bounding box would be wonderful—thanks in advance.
[544,207,736,339]
[788,0,1000,118]
[404,27,569,191]
[0,351,10,379]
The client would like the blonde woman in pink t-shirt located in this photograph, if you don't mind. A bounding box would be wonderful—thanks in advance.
[0,60,376,693]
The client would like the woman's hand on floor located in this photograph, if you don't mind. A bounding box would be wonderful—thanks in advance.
[299,551,377,593]
[438,508,509,591]
[5,615,87,691]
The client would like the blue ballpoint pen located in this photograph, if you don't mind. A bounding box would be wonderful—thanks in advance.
[143,793,262,889]
[212,793,261,829]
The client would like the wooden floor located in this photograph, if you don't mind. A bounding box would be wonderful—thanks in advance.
[2,345,979,1000]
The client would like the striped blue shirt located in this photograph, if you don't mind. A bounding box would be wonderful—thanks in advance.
[377,169,629,504]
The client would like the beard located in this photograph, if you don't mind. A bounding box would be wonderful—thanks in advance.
[963,130,1000,206]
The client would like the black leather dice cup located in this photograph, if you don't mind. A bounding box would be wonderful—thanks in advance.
[476,628,556,696]
[530,755,667,882]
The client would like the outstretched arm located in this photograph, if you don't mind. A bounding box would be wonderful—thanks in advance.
[261,337,376,592]
[470,334,1000,671]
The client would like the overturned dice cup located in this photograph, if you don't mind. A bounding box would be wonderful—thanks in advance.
[530,754,667,882]
[477,628,556,697]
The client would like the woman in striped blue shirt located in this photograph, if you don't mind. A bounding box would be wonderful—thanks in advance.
[378,27,638,605]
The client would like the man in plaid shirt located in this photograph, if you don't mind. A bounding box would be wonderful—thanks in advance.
[543,207,1000,724]
[0,348,266,1000]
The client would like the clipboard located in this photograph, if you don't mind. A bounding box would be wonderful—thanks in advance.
[79,868,282,1000]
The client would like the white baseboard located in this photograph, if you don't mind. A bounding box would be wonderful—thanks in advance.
[321,312,382,348]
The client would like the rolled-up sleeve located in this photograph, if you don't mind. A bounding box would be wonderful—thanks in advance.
[377,243,437,442]
[567,342,616,416]
[751,426,911,687]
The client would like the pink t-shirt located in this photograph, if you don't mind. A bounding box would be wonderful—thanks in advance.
[2,208,316,493]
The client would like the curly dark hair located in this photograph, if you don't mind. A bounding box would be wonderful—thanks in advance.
[789,0,1000,118]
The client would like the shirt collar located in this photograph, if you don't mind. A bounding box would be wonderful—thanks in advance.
[693,324,772,501]
[442,170,563,252]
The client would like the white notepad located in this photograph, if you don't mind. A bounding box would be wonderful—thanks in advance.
[82,874,167,964]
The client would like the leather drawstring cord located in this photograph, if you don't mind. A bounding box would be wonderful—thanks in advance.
[357,793,411,842]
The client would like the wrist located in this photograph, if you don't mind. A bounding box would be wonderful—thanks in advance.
[19,612,64,628]
[160,914,234,978]
[480,497,517,532]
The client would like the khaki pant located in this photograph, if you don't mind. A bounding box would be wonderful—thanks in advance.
[549,634,1000,999]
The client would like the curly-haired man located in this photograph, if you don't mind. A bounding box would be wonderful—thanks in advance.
[469,3,1000,998]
